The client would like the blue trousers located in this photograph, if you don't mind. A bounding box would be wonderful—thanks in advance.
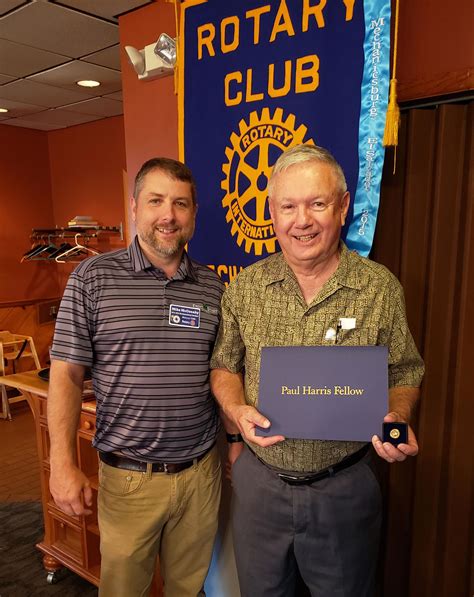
[231,446,381,597]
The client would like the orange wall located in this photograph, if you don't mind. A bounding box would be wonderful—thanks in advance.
[0,116,127,304]
[48,115,126,228]
[48,116,127,289]
[119,0,178,233]
[0,123,59,303]
[395,0,472,101]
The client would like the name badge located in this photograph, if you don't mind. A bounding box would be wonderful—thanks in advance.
[169,304,201,328]
[339,317,356,330]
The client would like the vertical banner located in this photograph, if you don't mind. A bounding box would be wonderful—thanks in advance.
[179,0,391,275]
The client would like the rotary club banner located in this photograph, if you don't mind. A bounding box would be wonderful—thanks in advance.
[179,0,391,283]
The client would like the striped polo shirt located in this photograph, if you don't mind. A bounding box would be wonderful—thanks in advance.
[51,236,224,462]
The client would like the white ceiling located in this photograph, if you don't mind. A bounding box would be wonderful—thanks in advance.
[0,0,153,130]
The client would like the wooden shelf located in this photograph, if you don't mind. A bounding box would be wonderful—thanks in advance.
[31,224,123,241]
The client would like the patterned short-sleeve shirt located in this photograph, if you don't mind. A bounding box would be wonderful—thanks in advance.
[210,242,424,472]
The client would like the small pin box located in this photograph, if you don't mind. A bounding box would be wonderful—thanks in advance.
[382,422,408,445]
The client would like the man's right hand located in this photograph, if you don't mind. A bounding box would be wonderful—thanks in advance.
[229,404,285,448]
[49,464,93,517]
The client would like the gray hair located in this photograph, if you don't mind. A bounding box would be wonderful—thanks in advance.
[268,144,348,197]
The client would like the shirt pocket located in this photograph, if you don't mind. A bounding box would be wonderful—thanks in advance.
[338,327,377,346]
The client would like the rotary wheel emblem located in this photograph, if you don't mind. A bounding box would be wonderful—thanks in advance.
[221,108,314,256]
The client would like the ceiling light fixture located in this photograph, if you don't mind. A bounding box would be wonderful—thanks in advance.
[0,108,9,113]
[77,80,101,88]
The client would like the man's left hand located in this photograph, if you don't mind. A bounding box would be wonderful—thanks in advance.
[372,411,419,463]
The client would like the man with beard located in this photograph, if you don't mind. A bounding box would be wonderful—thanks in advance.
[48,158,224,597]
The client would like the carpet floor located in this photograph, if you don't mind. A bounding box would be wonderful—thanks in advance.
[0,501,98,597]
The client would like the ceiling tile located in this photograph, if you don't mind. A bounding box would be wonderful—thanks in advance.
[81,45,121,71]
[0,1,27,18]
[0,97,46,117]
[0,38,70,78]
[19,108,103,126]
[0,74,16,85]
[54,1,152,22]
[62,97,123,117]
[0,79,92,108]
[0,2,118,58]
[0,118,63,131]
[103,91,123,101]
[28,60,121,96]
[0,1,133,130]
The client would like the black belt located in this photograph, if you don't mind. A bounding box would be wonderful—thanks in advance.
[251,443,371,486]
[99,443,214,474]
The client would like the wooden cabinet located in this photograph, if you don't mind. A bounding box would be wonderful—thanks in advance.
[0,371,162,594]
[33,393,103,586]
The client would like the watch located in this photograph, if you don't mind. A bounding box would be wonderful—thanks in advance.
[226,433,243,443]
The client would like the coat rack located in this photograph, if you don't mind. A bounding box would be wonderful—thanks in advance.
[30,223,123,239]
[21,223,124,264]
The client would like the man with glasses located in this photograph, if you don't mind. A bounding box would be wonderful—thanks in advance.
[211,144,424,596]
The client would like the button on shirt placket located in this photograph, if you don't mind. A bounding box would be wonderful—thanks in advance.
[148,265,168,319]
[282,275,344,346]
[303,282,346,345]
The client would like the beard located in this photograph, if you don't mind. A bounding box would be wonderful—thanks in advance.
[139,225,194,258]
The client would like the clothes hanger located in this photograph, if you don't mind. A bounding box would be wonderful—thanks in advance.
[47,235,74,260]
[55,233,100,263]
[47,243,73,259]
[28,235,59,260]
[21,235,48,262]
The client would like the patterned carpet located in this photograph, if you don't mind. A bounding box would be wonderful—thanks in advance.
[0,502,98,597]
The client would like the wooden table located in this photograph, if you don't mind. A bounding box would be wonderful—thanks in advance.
[0,369,48,399]
[0,370,162,594]
[0,369,45,420]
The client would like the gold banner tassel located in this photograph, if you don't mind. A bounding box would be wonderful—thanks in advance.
[383,77,400,147]
[383,0,400,171]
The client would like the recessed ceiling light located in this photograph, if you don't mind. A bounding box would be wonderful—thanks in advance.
[0,107,8,113]
[77,80,100,88]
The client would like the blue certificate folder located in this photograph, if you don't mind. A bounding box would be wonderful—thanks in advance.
[256,346,388,441]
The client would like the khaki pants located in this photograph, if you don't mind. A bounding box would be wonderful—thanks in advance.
[97,445,221,597]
